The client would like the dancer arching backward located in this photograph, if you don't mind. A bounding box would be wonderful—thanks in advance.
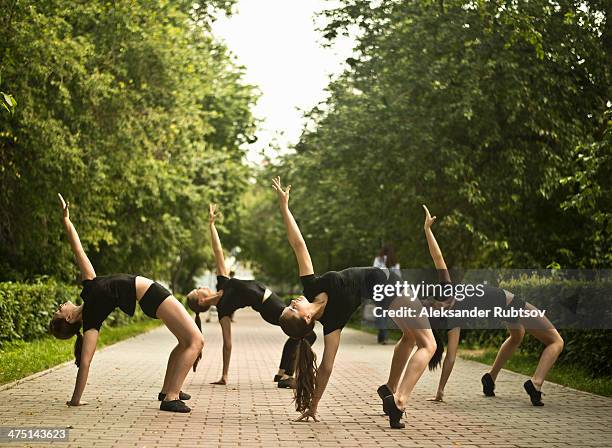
[422,204,564,406]
[272,177,437,429]
[186,204,316,388]
[49,194,203,413]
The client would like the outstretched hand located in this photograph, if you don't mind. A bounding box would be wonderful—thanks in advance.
[58,193,70,221]
[422,204,437,229]
[427,390,445,403]
[209,203,221,224]
[66,400,88,407]
[293,409,320,422]
[272,176,291,207]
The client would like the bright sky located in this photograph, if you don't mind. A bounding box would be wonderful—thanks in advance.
[211,0,356,164]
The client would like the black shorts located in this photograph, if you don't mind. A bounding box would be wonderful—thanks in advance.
[504,295,527,323]
[139,282,172,318]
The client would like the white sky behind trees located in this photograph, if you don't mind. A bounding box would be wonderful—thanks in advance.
[211,0,356,164]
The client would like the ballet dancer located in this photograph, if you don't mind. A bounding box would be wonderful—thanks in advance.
[186,204,316,388]
[422,204,563,406]
[272,177,437,429]
[49,194,204,413]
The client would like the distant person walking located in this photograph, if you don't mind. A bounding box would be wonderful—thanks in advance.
[373,244,400,344]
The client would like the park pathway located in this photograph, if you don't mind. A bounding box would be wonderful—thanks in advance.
[0,309,610,447]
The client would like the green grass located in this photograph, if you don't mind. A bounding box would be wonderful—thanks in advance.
[460,348,612,397]
[0,320,162,385]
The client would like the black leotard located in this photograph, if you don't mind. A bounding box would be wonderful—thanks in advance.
[81,274,137,331]
[300,267,389,335]
[216,276,285,325]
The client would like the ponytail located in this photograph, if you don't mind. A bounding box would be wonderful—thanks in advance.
[193,312,203,372]
[294,338,318,412]
[74,333,83,367]
[429,329,445,371]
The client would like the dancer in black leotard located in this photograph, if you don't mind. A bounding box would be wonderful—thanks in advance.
[421,205,563,406]
[49,195,203,413]
[186,204,316,387]
[272,177,436,429]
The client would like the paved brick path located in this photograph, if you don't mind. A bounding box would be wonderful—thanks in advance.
[1,309,610,447]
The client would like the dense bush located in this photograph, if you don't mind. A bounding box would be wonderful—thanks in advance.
[0,0,256,292]
[0,280,147,347]
[460,277,612,376]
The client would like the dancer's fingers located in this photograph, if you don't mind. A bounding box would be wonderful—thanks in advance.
[422,204,430,217]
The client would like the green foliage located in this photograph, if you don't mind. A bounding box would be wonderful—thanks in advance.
[237,184,298,289]
[0,0,256,291]
[0,279,148,347]
[0,92,16,116]
[559,107,612,267]
[243,0,610,284]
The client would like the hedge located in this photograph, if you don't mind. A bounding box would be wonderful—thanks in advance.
[459,276,612,376]
[354,275,612,377]
[0,279,148,347]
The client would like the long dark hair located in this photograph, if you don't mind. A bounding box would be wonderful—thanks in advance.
[378,243,398,268]
[280,313,317,411]
[187,295,209,371]
[49,317,83,367]
[429,329,445,371]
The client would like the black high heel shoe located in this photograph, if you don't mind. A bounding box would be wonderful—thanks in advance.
[523,380,544,406]
[382,395,405,429]
[377,384,392,415]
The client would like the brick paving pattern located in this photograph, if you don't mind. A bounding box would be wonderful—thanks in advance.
[1,309,610,447]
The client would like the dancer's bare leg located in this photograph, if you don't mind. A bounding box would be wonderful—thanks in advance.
[520,303,564,390]
[489,325,525,381]
[386,295,436,409]
[527,327,563,390]
[394,328,436,410]
[156,297,204,401]
[386,333,415,393]
[160,344,181,394]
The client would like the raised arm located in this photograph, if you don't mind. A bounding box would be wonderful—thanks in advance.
[209,203,229,277]
[272,177,314,276]
[58,194,96,281]
[422,204,450,283]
